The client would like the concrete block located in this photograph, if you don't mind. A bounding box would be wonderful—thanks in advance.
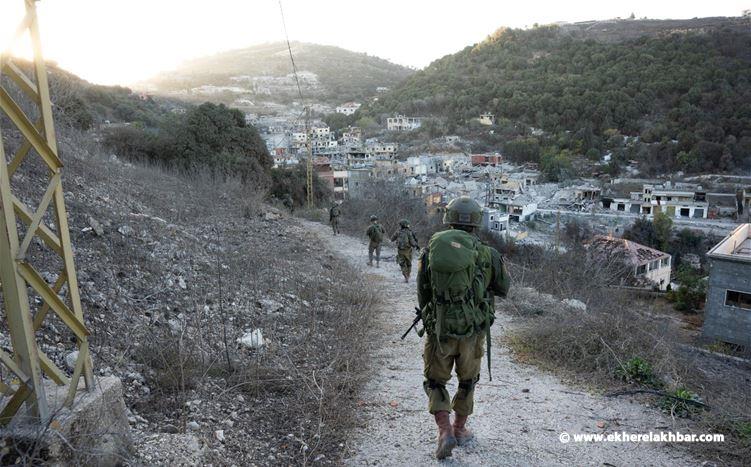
[0,376,132,465]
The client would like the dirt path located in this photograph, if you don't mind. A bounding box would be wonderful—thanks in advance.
[302,220,699,466]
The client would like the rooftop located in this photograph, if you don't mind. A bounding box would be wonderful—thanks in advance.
[707,224,751,263]
[589,236,669,266]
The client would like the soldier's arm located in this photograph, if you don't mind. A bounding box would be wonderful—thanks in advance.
[488,247,510,298]
[416,248,432,309]
[412,231,420,249]
[390,232,398,242]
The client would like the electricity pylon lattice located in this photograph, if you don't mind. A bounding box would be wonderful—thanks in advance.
[0,0,94,424]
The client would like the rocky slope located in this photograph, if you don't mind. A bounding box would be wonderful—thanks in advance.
[5,130,375,465]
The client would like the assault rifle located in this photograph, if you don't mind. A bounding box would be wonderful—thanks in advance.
[401,307,423,339]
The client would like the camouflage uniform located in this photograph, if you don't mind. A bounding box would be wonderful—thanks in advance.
[391,226,419,281]
[282,194,294,213]
[329,205,341,235]
[416,239,509,416]
[366,221,386,266]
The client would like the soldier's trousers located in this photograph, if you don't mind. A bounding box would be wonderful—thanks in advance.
[396,248,413,277]
[330,218,340,234]
[368,241,382,264]
[423,333,484,416]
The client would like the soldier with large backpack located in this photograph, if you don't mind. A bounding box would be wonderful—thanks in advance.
[329,203,341,235]
[391,219,419,283]
[366,215,386,267]
[416,197,509,459]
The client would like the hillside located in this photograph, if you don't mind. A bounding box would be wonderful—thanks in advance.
[367,17,751,175]
[142,42,414,105]
[4,61,185,129]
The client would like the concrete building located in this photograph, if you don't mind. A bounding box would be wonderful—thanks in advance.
[387,114,422,131]
[478,113,496,126]
[497,195,538,222]
[707,193,740,218]
[335,102,361,115]
[589,236,672,291]
[482,207,509,237]
[471,154,502,167]
[702,224,751,347]
[638,183,708,219]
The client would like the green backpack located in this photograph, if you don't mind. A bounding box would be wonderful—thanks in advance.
[423,229,494,339]
[367,224,384,243]
[396,229,413,250]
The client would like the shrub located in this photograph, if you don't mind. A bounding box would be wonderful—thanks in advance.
[615,357,661,387]
[660,388,704,417]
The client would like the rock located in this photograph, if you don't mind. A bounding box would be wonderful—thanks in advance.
[214,430,225,443]
[178,277,187,290]
[163,424,179,434]
[563,298,587,312]
[65,351,79,371]
[237,329,265,349]
[118,225,134,236]
[187,421,200,431]
[88,217,104,236]
[263,211,281,221]
[257,299,283,313]
[168,318,183,336]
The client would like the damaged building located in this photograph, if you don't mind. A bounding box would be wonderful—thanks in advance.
[589,236,672,290]
[702,224,751,348]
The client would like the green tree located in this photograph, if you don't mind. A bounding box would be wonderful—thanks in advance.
[653,212,673,252]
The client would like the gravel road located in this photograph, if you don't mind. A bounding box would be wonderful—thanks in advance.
[303,220,699,466]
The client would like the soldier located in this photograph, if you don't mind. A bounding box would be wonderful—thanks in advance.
[416,197,509,459]
[282,193,294,214]
[366,215,386,267]
[391,219,419,283]
[329,202,341,235]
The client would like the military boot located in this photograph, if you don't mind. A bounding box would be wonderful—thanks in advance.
[434,411,457,459]
[453,414,474,446]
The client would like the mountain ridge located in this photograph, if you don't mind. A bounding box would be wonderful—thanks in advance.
[141,41,414,105]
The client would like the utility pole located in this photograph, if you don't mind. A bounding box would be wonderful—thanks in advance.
[0,0,94,424]
[555,209,560,252]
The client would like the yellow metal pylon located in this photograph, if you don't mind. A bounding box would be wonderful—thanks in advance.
[0,0,94,424]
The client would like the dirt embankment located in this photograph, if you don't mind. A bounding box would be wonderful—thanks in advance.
[5,135,376,465]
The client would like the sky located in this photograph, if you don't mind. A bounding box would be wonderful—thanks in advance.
[1,0,748,86]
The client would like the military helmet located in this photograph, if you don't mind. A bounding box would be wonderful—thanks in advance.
[399,219,410,227]
[443,197,482,227]
[370,215,378,221]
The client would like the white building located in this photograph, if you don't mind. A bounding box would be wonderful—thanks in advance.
[589,236,672,291]
[335,102,362,115]
[387,114,422,131]
[478,113,496,126]
[482,207,510,237]
[497,195,538,222]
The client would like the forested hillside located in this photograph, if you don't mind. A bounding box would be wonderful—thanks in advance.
[7,62,181,130]
[144,42,414,103]
[367,20,751,175]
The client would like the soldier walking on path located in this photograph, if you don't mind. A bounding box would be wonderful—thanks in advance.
[366,215,386,267]
[416,197,510,460]
[391,219,419,283]
[329,202,341,235]
[282,193,294,214]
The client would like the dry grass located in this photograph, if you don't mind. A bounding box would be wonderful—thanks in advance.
[501,244,751,465]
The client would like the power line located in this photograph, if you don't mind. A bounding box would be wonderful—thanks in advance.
[277,0,304,102]
[277,0,314,207]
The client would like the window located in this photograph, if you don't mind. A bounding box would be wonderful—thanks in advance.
[725,290,751,310]
[636,265,647,275]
